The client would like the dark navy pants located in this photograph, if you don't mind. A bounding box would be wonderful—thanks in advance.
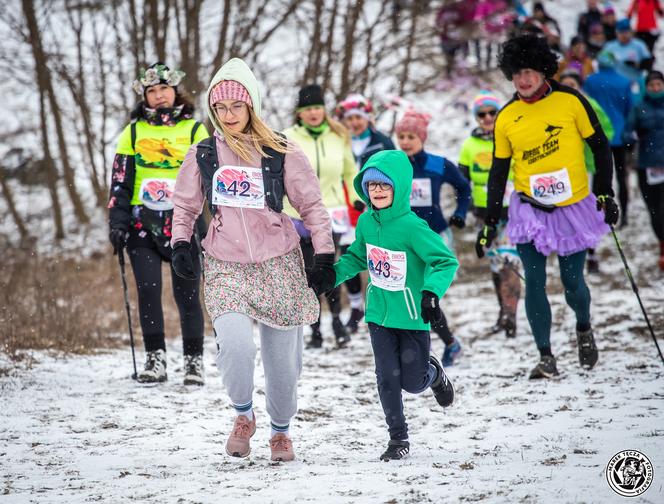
[368,322,434,440]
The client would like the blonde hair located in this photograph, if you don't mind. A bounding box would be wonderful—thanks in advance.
[217,107,292,163]
[296,110,351,145]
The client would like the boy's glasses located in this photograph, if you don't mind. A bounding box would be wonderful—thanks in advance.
[477,110,497,118]
[367,182,392,191]
[213,102,246,117]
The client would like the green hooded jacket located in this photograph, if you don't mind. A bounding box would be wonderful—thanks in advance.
[334,150,459,331]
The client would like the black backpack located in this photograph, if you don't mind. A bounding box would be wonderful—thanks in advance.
[195,135,287,214]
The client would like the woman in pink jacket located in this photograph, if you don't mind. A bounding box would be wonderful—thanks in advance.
[171,58,334,462]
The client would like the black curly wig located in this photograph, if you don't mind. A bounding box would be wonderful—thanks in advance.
[498,34,559,80]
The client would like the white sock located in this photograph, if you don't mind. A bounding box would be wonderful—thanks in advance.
[271,421,289,438]
[233,401,253,420]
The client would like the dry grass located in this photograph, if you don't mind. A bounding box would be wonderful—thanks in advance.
[0,247,198,360]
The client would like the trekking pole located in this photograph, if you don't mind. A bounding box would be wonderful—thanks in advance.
[609,225,664,367]
[489,246,526,282]
[117,249,138,379]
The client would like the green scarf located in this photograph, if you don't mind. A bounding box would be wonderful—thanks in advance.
[303,121,329,138]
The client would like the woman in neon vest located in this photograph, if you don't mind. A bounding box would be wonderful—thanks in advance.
[108,63,209,385]
[459,91,521,339]
[170,58,334,462]
[283,85,361,349]
[475,35,619,379]
[395,110,471,367]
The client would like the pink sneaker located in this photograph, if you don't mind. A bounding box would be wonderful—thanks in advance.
[225,414,256,458]
[270,433,295,462]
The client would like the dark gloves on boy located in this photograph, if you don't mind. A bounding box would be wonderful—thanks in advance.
[596,195,619,226]
[475,224,497,258]
[448,215,465,229]
[353,200,366,212]
[308,253,336,295]
[421,290,443,324]
[171,241,197,280]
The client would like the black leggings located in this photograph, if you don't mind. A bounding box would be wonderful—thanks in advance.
[127,232,204,355]
[638,170,664,242]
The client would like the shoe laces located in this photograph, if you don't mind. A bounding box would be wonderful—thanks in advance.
[232,419,253,439]
[578,331,594,348]
[271,435,291,452]
[185,355,202,374]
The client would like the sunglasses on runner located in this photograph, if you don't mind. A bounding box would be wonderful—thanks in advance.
[477,110,497,118]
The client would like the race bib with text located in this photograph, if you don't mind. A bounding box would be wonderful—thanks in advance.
[139,178,176,211]
[410,178,433,207]
[328,206,350,234]
[366,244,407,291]
[212,166,265,209]
[529,167,573,205]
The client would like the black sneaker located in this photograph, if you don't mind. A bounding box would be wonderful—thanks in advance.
[345,308,364,334]
[183,354,204,386]
[332,317,351,348]
[380,439,410,461]
[429,356,454,407]
[576,328,598,369]
[137,349,167,383]
[502,313,516,339]
[528,355,559,380]
[306,324,323,349]
[488,310,504,335]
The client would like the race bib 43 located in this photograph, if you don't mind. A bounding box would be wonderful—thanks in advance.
[366,244,407,291]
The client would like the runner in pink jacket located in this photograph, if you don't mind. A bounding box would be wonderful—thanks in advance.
[171,58,334,463]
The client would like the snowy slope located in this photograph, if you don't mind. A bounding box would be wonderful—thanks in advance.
[2,0,664,503]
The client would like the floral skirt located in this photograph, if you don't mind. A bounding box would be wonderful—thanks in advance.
[203,247,319,329]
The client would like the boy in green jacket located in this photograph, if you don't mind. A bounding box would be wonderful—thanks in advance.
[334,150,459,461]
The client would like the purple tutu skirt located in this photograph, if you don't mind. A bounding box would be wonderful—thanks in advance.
[507,192,609,256]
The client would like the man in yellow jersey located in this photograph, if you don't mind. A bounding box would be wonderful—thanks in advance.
[475,34,619,379]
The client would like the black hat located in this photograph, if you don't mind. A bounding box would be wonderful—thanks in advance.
[646,70,664,84]
[498,34,559,80]
[297,84,325,109]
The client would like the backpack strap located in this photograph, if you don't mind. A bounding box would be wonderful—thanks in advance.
[190,121,202,144]
[262,133,288,213]
[424,153,446,176]
[130,121,137,152]
[195,136,218,217]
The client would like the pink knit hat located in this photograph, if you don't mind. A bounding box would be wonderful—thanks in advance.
[395,110,431,143]
[209,80,253,108]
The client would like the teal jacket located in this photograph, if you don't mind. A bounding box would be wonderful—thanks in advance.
[334,150,459,331]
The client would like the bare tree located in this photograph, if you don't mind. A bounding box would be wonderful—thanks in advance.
[22,0,89,224]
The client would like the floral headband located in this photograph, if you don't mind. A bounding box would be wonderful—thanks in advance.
[132,64,186,95]
[334,94,373,119]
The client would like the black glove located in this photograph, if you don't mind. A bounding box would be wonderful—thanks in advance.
[353,200,366,212]
[308,253,336,296]
[171,241,197,280]
[475,224,498,258]
[109,228,128,254]
[596,195,619,226]
[421,290,442,324]
[448,215,465,229]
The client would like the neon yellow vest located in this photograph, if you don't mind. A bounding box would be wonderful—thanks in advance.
[459,135,514,208]
[117,119,202,206]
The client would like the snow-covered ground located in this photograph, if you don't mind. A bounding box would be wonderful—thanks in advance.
[2,190,663,503]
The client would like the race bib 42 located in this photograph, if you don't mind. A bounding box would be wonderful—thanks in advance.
[212,166,265,209]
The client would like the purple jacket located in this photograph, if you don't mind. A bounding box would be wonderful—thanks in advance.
[172,132,334,263]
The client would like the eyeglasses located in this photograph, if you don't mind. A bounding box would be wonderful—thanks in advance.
[367,182,392,191]
[477,110,497,118]
[213,102,246,117]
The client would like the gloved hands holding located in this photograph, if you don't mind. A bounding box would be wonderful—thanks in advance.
[171,241,197,280]
[308,253,336,296]
[421,290,442,324]
[109,228,128,254]
[597,195,619,226]
[475,224,497,258]
[448,215,465,229]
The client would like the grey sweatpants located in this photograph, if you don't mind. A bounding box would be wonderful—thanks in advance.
[213,312,304,426]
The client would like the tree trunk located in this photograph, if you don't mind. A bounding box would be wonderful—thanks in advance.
[338,0,363,99]
[321,0,338,93]
[0,164,29,241]
[38,91,65,240]
[22,0,89,224]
